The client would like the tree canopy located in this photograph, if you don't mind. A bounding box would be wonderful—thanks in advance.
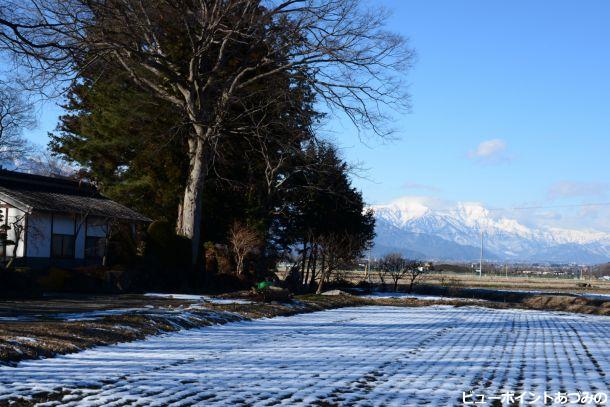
[0,0,413,290]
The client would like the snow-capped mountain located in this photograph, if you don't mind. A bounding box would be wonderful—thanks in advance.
[371,198,610,264]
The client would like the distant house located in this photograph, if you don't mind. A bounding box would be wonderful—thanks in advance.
[0,170,150,269]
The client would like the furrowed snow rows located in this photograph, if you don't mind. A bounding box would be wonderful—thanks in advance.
[1,306,610,406]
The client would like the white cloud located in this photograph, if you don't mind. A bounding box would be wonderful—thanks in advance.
[548,181,609,200]
[467,139,510,164]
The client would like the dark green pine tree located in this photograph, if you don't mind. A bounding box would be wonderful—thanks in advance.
[277,141,375,290]
[50,70,188,223]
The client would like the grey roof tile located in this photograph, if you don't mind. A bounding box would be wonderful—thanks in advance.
[0,170,150,222]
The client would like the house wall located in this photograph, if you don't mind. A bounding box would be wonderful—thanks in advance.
[26,213,111,262]
[16,210,136,270]
[0,202,27,258]
[52,214,74,235]
[86,217,109,238]
[52,214,85,260]
[26,212,52,258]
[8,207,26,257]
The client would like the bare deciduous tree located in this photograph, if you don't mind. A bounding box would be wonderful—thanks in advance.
[404,262,427,293]
[15,148,75,176]
[0,0,413,267]
[379,252,406,292]
[376,266,388,290]
[228,221,261,275]
[377,253,425,292]
[0,84,34,166]
[315,232,362,294]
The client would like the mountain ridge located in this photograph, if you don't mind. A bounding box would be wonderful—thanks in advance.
[371,198,610,264]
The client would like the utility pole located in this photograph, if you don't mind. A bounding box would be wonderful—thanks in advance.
[365,248,372,284]
[479,229,483,278]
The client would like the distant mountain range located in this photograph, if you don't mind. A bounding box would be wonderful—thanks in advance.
[371,199,610,264]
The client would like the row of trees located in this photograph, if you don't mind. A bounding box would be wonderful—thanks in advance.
[374,253,426,292]
[0,0,413,290]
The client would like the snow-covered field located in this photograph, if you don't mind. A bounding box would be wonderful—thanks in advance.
[361,292,485,302]
[1,305,610,406]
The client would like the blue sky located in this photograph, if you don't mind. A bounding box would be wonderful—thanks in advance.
[326,0,610,232]
[20,0,610,232]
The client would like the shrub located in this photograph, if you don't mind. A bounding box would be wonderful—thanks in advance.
[35,266,141,294]
[37,267,72,292]
[204,243,232,275]
[254,286,291,302]
[323,277,355,291]
[0,270,39,298]
[209,272,254,293]
[355,279,374,293]
[144,220,192,289]
[204,242,219,276]
[107,224,138,267]
[437,276,463,296]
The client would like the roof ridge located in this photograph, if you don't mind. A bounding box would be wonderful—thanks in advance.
[0,169,98,195]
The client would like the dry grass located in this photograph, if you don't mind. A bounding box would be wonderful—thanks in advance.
[422,273,610,293]
[323,269,610,294]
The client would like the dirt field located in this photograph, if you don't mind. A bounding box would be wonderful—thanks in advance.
[329,269,610,294]
[421,273,610,293]
[2,305,610,406]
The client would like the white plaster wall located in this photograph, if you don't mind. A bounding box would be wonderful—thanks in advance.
[0,202,27,258]
[52,214,88,259]
[74,216,86,260]
[26,213,52,258]
[52,215,75,235]
[87,217,109,238]
[6,207,26,257]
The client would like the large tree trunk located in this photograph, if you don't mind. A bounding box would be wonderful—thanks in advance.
[177,132,207,268]
[237,258,244,275]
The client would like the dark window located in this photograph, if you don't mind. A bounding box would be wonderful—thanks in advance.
[51,234,75,259]
[85,237,106,259]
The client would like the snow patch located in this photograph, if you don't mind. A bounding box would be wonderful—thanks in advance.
[362,292,484,302]
[145,292,252,305]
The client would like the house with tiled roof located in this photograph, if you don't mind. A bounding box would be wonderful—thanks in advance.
[0,169,150,269]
